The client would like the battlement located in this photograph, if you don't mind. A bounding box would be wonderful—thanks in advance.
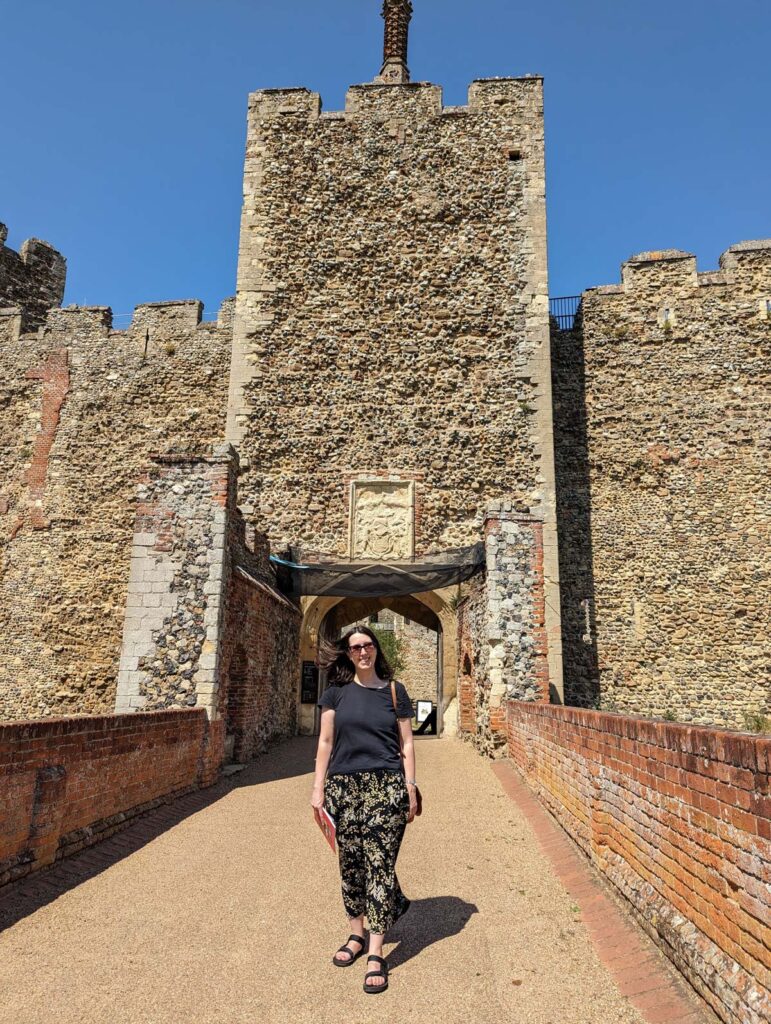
[33,297,235,341]
[248,75,543,126]
[0,222,66,330]
[589,240,771,299]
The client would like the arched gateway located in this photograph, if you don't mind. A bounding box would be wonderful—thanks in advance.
[280,548,479,735]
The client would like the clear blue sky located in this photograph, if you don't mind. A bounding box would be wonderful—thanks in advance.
[2,0,769,319]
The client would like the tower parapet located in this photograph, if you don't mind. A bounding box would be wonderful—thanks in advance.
[0,223,66,331]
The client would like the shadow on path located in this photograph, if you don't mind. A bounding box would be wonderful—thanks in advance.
[0,735,317,934]
[387,896,479,972]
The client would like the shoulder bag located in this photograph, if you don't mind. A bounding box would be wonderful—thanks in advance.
[390,680,423,817]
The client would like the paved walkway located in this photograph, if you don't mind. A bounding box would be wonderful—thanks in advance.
[0,736,712,1024]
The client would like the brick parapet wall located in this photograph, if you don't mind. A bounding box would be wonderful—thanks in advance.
[506,701,771,1024]
[0,709,220,889]
[553,241,770,726]
[218,566,301,763]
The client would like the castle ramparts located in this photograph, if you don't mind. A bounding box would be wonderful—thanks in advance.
[553,241,770,727]
[0,223,66,331]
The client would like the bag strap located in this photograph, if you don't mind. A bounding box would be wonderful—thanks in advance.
[390,681,406,763]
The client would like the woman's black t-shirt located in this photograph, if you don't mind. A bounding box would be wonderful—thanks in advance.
[318,681,413,776]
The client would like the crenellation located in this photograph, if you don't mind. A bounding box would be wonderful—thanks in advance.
[719,238,771,292]
[248,87,321,120]
[0,306,23,344]
[0,223,66,331]
[0,288,234,721]
[129,299,203,333]
[344,81,443,118]
[44,305,113,334]
[620,250,698,294]
[216,296,236,330]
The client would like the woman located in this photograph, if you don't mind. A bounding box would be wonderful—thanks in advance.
[311,624,418,995]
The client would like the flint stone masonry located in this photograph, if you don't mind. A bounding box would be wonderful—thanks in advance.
[228,78,549,550]
[0,300,233,721]
[0,223,66,331]
[552,241,771,727]
[458,503,549,756]
[392,615,438,704]
[226,76,562,691]
[116,445,302,762]
[115,448,235,718]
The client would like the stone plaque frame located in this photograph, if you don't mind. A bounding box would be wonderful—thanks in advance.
[348,478,415,560]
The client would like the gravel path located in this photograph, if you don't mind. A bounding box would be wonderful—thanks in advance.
[0,736,646,1024]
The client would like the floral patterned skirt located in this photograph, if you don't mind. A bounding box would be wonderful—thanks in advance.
[324,770,411,934]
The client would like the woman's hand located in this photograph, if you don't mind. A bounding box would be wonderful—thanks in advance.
[311,784,325,826]
[407,783,418,823]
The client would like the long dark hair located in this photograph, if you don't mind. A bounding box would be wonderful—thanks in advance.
[318,624,394,686]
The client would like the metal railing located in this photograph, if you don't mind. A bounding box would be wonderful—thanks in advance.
[549,295,582,331]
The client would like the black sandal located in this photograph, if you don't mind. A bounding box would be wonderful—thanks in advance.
[332,933,367,967]
[363,954,389,994]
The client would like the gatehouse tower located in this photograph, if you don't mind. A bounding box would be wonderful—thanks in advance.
[225,1,563,733]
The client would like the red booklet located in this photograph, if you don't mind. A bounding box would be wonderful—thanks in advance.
[317,807,337,853]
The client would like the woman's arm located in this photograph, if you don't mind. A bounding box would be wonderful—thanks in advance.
[310,708,335,824]
[398,717,418,823]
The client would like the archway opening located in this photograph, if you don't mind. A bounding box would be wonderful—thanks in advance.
[320,595,442,738]
[325,598,442,733]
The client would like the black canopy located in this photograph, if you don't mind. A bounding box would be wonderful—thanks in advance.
[271,543,485,599]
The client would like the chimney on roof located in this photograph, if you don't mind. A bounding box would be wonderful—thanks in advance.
[376,0,413,84]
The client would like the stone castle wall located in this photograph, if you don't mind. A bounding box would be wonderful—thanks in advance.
[458,505,550,755]
[0,300,233,721]
[396,616,438,704]
[0,223,66,331]
[226,78,557,565]
[114,446,300,762]
[553,242,771,727]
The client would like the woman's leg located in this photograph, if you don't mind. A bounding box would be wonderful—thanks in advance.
[360,772,409,986]
[325,775,368,963]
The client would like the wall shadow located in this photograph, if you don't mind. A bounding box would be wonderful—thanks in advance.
[0,734,318,934]
[551,317,601,706]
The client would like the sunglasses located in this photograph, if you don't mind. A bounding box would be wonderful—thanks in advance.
[348,642,376,655]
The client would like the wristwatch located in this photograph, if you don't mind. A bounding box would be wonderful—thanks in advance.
[406,779,417,786]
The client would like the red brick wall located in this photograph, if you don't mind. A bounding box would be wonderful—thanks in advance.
[219,570,300,762]
[0,709,222,889]
[507,702,771,1024]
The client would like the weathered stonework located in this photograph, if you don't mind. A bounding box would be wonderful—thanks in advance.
[0,223,66,331]
[553,242,771,727]
[350,479,414,558]
[114,446,301,758]
[368,609,438,703]
[0,300,233,721]
[458,502,549,755]
[114,449,234,717]
[226,74,562,695]
[227,77,552,555]
[392,615,438,704]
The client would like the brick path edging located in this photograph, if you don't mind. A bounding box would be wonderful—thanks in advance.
[492,760,715,1024]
